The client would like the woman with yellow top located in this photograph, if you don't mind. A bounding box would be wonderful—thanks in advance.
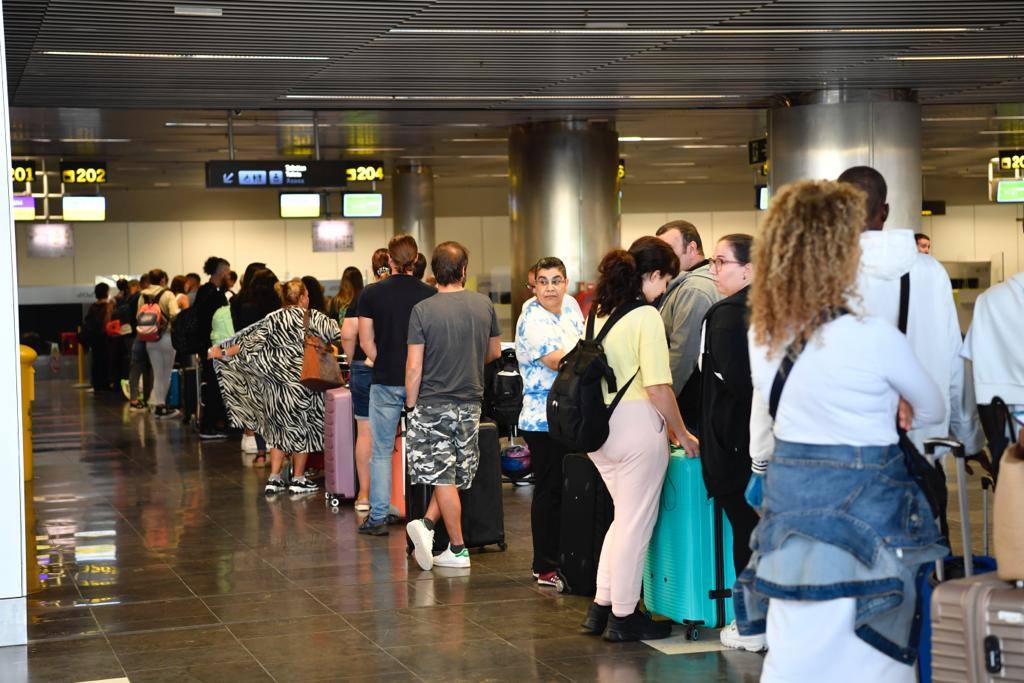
[580,236,700,643]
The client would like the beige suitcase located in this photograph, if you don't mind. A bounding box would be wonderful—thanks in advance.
[931,572,1024,682]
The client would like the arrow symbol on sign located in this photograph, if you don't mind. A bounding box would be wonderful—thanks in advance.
[223,172,235,184]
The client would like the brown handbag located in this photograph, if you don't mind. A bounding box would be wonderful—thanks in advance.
[994,419,1024,581]
[299,307,342,391]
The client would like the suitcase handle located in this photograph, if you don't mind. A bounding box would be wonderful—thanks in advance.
[925,438,973,577]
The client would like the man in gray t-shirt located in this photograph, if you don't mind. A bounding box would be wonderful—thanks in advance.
[404,241,501,572]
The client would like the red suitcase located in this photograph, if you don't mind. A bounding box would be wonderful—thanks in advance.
[324,387,356,511]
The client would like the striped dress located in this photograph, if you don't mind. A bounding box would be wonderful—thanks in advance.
[215,306,340,452]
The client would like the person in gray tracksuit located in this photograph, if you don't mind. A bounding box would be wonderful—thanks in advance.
[655,220,722,433]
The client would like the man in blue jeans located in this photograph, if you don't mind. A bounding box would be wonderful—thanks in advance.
[357,234,436,535]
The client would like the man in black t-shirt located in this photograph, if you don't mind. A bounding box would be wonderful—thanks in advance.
[357,235,436,535]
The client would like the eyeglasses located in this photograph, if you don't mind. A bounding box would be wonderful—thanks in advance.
[535,277,566,288]
[709,256,744,271]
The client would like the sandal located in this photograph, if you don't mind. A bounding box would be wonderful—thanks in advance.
[252,453,267,467]
[354,499,370,512]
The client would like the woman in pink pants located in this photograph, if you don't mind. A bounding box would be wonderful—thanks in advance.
[579,236,700,643]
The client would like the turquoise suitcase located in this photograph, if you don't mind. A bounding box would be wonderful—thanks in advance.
[643,449,736,640]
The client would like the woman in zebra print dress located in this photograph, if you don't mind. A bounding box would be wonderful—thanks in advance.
[211,279,341,494]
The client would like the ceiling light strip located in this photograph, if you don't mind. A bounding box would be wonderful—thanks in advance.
[890,54,1024,61]
[389,27,976,36]
[282,94,736,101]
[42,50,328,61]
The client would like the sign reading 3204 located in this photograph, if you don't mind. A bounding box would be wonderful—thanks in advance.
[60,161,107,184]
[345,162,384,182]
[999,150,1024,171]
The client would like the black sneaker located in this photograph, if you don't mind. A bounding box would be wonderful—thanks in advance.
[385,514,403,525]
[581,602,612,636]
[358,518,389,536]
[264,478,287,495]
[288,478,320,494]
[198,431,228,441]
[603,609,672,642]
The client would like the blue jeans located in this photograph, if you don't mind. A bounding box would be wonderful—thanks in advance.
[368,384,406,523]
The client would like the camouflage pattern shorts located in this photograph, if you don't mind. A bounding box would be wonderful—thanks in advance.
[406,400,481,490]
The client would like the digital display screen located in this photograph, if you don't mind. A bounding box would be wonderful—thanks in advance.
[755,185,769,210]
[63,196,106,221]
[311,220,354,252]
[11,161,36,184]
[280,193,322,218]
[342,192,383,218]
[60,161,107,184]
[27,223,73,258]
[12,196,35,221]
[998,150,1024,172]
[996,179,1024,203]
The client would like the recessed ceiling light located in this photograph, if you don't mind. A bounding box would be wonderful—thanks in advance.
[29,138,52,143]
[674,144,745,149]
[447,137,507,142]
[59,137,131,143]
[992,115,1024,120]
[890,54,1023,61]
[282,94,734,101]
[174,5,222,17]
[346,147,405,153]
[922,117,987,122]
[651,161,697,167]
[618,136,704,142]
[979,130,1024,135]
[644,180,689,184]
[43,50,327,61]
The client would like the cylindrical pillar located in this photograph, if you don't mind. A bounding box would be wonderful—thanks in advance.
[509,120,619,320]
[770,89,921,231]
[393,164,435,256]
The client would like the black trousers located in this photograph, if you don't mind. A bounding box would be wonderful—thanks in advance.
[522,431,568,574]
[716,491,760,576]
[200,358,227,432]
[89,337,111,391]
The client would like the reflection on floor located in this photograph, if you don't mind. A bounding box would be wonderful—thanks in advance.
[7,382,765,682]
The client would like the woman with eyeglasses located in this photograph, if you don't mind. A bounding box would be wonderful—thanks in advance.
[514,256,586,587]
[697,233,766,653]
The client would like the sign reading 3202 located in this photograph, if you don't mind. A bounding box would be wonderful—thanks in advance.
[60,161,107,184]
[345,162,384,182]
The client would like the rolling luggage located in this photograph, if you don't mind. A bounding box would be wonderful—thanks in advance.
[920,438,1000,682]
[643,448,735,639]
[181,356,202,429]
[554,452,614,595]
[406,420,506,552]
[166,368,182,408]
[324,387,356,511]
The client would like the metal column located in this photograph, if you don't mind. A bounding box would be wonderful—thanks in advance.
[508,120,619,320]
[770,89,922,231]
[393,163,436,256]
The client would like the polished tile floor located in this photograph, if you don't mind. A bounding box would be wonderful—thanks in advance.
[9,382,765,682]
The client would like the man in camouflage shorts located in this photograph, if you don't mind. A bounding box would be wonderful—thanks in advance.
[404,241,501,571]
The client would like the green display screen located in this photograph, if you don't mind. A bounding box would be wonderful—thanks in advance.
[996,179,1024,203]
[342,192,383,218]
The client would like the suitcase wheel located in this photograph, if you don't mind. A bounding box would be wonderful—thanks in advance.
[328,495,341,510]
[685,625,701,641]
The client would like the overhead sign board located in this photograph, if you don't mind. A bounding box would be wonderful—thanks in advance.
[748,138,768,166]
[11,161,36,184]
[996,179,1024,203]
[998,150,1024,172]
[60,161,107,184]
[207,160,385,188]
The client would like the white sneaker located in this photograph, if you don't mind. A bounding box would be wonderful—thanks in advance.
[406,519,435,571]
[719,621,767,652]
[241,434,258,453]
[433,545,470,569]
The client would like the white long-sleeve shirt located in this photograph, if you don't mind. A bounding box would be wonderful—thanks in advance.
[749,315,946,452]
[962,273,1024,406]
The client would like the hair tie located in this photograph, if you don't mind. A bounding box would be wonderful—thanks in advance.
[376,266,390,277]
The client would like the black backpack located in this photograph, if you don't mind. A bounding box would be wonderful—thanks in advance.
[485,348,523,427]
[170,304,204,354]
[546,300,644,452]
[79,303,104,351]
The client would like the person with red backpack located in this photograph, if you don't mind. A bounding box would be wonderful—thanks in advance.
[137,268,180,419]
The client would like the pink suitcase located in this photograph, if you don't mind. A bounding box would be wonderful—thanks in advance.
[324,386,356,510]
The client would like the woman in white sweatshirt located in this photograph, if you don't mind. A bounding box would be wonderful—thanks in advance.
[735,180,947,683]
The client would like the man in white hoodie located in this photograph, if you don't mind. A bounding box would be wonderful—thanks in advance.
[838,166,984,457]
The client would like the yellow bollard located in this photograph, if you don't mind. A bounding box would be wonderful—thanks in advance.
[24,480,40,595]
[19,345,36,482]
[73,329,90,388]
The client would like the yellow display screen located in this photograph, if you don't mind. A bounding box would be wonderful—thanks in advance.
[11,161,35,184]
[60,161,107,184]
[63,196,106,221]
[344,162,384,183]
[998,150,1024,171]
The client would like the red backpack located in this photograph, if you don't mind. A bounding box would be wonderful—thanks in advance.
[136,289,168,342]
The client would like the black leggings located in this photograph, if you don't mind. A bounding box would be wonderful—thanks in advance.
[716,491,760,576]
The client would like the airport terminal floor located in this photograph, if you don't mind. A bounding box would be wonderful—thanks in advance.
[10,381,767,683]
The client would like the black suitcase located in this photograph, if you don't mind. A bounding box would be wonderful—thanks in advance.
[406,420,507,552]
[555,453,614,595]
[181,357,201,429]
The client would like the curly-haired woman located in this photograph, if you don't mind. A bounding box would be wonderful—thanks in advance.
[579,236,700,643]
[735,180,947,682]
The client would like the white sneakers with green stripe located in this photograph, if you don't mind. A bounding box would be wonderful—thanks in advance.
[433,545,470,568]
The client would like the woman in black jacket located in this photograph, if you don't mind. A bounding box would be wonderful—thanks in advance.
[698,233,762,652]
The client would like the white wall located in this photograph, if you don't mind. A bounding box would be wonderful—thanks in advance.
[14,203,1024,288]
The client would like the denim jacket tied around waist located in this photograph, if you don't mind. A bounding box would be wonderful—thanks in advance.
[734,440,948,664]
